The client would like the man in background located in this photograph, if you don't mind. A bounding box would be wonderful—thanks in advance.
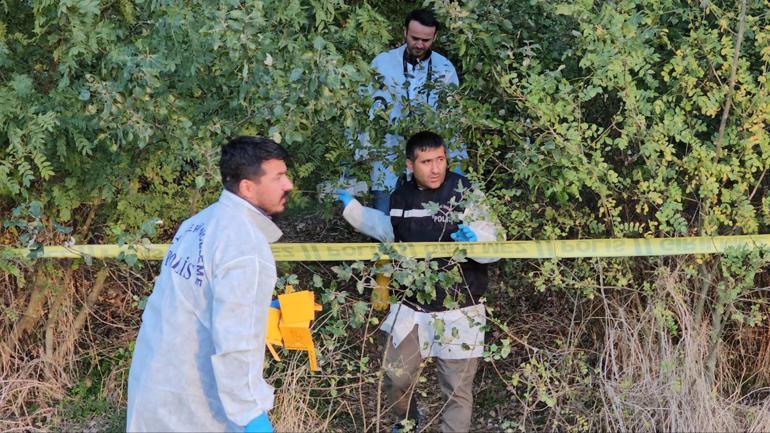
[362,8,466,213]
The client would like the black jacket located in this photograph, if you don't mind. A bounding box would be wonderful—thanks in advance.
[389,171,490,312]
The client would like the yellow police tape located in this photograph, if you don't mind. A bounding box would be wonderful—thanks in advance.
[6,234,770,261]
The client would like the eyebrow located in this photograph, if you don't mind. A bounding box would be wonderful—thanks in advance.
[421,156,443,162]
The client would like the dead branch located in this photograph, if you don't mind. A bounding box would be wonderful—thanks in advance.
[715,0,748,159]
[54,268,109,360]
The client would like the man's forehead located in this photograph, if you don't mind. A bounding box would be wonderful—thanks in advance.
[414,146,446,159]
[261,158,287,173]
[406,21,436,38]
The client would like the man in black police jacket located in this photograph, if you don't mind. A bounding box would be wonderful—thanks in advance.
[337,131,501,433]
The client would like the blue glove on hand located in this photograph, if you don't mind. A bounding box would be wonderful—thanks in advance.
[450,224,477,242]
[452,166,465,176]
[270,298,280,309]
[335,188,353,207]
[245,412,273,433]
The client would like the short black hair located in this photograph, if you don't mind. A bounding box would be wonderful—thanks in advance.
[406,131,445,160]
[220,136,289,193]
[405,8,440,32]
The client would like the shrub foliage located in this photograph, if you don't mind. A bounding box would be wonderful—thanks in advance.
[2,0,770,431]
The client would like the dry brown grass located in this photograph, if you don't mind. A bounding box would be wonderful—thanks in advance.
[0,262,148,432]
[597,263,770,432]
[4,253,770,432]
[0,359,67,432]
[269,356,337,432]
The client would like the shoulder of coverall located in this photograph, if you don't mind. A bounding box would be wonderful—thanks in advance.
[372,44,457,78]
[371,44,406,70]
[428,50,457,71]
[217,189,283,243]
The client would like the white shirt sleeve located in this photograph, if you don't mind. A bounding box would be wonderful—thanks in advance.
[342,198,394,242]
[210,255,274,426]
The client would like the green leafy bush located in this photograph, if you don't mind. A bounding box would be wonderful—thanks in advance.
[3,0,770,431]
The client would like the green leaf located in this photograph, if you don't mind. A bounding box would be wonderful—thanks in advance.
[313,36,326,50]
[28,201,42,218]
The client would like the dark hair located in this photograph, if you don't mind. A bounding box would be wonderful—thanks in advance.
[220,136,289,193]
[405,8,440,32]
[406,131,445,160]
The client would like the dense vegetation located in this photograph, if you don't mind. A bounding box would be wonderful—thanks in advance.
[2,0,770,431]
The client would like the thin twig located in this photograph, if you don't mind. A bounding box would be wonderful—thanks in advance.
[715,0,747,160]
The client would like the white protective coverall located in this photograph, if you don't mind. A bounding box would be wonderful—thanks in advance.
[126,190,281,432]
[361,44,466,191]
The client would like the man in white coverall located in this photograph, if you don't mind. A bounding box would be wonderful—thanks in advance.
[363,8,466,213]
[126,136,293,433]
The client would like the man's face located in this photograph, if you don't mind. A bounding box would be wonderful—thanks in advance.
[238,159,294,215]
[404,20,436,60]
[406,146,447,190]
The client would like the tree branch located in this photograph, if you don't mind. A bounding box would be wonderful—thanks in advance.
[715,0,747,159]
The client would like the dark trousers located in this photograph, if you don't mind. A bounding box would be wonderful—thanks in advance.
[383,326,480,433]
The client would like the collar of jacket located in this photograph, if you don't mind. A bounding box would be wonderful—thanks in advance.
[400,44,432,66]
[218,189,283,243]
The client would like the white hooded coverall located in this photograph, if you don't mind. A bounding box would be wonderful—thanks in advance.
[362,44,465,191]
[126,190,281,432]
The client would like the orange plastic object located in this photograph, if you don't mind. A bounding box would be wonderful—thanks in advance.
[264,290,323,371]
[278,291,321,323]
[266,307,282,362]
[371,260,390,311]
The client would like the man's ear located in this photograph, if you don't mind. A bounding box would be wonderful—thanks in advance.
[237,178,254,197]
[405,158,414,172]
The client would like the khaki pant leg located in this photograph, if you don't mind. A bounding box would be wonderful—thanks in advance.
[383,326,423,420]
[436,357,479,433]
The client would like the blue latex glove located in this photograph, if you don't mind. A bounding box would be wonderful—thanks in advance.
[270,298,280,309]
[335,188,353,207]
[452,166,465,176]
[450,224,477,242]
[245,412,272,433]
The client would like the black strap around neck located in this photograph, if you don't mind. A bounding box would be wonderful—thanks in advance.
[402,49,433,113]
